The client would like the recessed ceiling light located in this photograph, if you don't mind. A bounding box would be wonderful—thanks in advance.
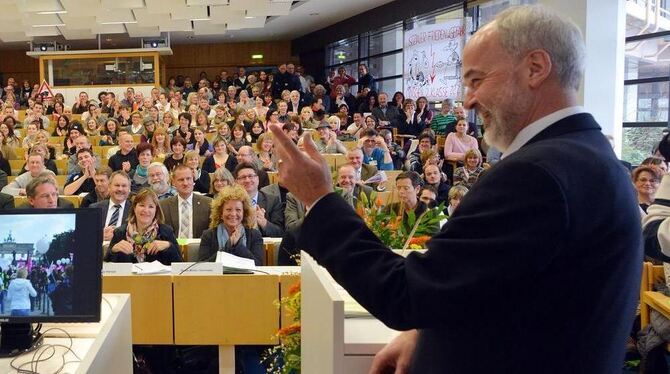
[37,10,67,15]
[245,16,254,19]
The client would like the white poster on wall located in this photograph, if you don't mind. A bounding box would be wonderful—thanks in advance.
[403,19,466,101]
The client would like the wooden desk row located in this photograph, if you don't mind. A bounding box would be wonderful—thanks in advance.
[101,270,300,346]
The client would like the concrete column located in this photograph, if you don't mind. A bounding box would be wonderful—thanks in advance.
[538,0,626,155]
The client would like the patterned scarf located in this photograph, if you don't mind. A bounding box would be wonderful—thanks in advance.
[125,220,159,263]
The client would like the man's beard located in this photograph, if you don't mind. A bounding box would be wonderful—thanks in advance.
[481,80,531,153]
[151,181,168,194]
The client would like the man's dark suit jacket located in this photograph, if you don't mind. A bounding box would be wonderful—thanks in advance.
[298,113,642,373]
[90,199,131,228]
[371,105,400,124]
[0,192,14,209]
[160,194,212,239]
[256,189,284,237]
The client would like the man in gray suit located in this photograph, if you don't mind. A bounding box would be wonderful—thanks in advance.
[234,162,284,237]
[160,164,212,239]
[346,148,377,183]
[90,171,132,240]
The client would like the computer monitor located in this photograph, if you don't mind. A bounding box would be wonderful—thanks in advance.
[0,208,102,355]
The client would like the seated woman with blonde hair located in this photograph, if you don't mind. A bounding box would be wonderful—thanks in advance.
[206,167,235,198]
[105,188,182,265]
[453,148,484,189]
[197,184,264,265]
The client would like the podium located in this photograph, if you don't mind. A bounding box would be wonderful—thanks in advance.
[301,252,400,373]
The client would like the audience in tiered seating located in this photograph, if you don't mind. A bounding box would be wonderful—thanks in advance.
[0,62,594,251]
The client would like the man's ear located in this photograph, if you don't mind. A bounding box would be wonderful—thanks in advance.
[524,49,552,89]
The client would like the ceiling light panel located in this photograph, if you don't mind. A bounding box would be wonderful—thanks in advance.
[96,9,135,24]
[0,4,19,21]
[59,0,101,17]
[25,26,61,37]
[58,15,97,30]
[227,16,266,30]
[210,6,245,24]
[101,0,145,9]
[192,20,227,35]
[132,9,171,27]
[267,2,292,16]
[91,23,127,34]
[186,0,228,5]
[16,0,62,13]
[21,14,62,27]
[158,19,193,32]
[59,27,96,40]
[0,32,32,42]
[229,0,266,11]
[169,5,207,20]
[125,23,161,37]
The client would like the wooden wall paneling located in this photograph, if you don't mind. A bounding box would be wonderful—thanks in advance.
[0,50,40,85]
[163,41,297,80]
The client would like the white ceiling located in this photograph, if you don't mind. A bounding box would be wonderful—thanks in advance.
[0,0,395,49]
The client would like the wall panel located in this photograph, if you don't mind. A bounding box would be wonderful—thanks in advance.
[163,41,296,80]
[0,49,40,85]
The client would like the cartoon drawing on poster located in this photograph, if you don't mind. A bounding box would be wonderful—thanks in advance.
[404,19,466,101]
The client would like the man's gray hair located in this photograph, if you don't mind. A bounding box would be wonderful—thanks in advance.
[147,162,169,179]
[26,174,56,198]
[493,5,585,91]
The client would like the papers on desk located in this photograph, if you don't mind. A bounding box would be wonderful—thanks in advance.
[132,261,171,274]
[216,251,257,271]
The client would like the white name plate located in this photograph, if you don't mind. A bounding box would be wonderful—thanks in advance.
[171,262,223,275]
[101,262,133,275]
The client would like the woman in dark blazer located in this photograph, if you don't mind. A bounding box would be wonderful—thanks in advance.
[198,184,264,265]
[105,189,182,265]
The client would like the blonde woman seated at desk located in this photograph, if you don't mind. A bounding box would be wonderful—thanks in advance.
[106,189,182,265]
[197,185,264,265]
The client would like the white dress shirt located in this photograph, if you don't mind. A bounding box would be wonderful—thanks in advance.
[104,200,127,227]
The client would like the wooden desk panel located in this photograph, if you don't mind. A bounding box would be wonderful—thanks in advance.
[102,275,174,344]
[173,275,279,345]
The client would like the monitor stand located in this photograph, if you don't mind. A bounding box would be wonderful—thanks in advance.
[0,323,44,357]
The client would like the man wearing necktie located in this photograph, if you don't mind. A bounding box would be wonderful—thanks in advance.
[91,171,132,241]
[160,165,212,239]
[233,163,284,237]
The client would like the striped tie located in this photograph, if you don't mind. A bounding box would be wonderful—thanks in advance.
[109,204,121,227]
[179,200,191,239]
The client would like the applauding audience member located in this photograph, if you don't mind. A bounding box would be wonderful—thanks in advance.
[108,133,139,173]
[63,148,97,195]
[80,166,112,208]
[234,162,284,237]
[197,184,264,264]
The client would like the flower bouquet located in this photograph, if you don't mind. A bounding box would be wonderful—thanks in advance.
[263,281,301,374]
[353,190,446,251]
